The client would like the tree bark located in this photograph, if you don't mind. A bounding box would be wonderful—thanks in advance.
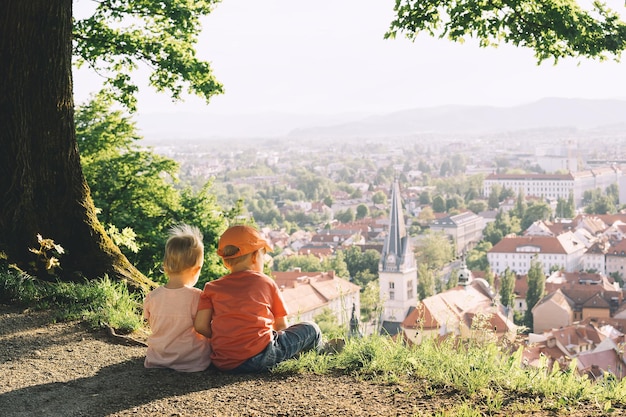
[0,1,152,290]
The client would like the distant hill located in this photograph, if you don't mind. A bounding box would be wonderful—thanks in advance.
[136,98,626,139]
[288,98,626,138]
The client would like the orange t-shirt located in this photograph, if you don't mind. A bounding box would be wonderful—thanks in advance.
[198,270,288,370]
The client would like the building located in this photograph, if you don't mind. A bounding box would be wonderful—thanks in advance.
[512,273,529,314]
[605,239,626,280]
[484,172,573,203]
[531,272,623,333]
[429,211,484,256]
[311,229,361,248]
[378,180,418,335]
[296,243,334,258]
[487,232,587,275]
[583,240,609,275]
[524,319,626,380]
[401,265,517,344]
[273,270,360,325]
[483,167,622,207]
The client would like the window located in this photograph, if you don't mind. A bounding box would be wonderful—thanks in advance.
[389,282,395,289]
[389,291,395,300]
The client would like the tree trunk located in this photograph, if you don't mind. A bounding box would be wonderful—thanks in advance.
[0,1,152,290]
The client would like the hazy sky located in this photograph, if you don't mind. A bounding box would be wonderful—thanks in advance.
[73,0,626,116]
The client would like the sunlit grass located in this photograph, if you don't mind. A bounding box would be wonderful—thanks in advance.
[275,330,626,415]
[82,276,143,333]
[0,269,142,333]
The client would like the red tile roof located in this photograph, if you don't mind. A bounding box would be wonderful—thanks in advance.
[593,213,626,226]
[606,239,626,256]
[297,245,334,258]
[402,281,515,337]
[513,274,528,299]
[490,235,567,254]
[272,270,360,319]
[577,348,626,380]
[525,322,626,378]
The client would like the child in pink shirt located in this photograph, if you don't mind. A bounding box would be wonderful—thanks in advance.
[143,224,211,372]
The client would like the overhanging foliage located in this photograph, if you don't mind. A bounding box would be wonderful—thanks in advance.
[73,0,224,111]
[387,0,626,62]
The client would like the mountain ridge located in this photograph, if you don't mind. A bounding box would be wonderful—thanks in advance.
[288,97,626,138]
[136,98,626,139]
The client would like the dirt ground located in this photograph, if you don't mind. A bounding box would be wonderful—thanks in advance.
[0,304,615,416]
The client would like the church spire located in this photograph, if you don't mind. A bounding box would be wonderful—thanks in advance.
[380,179,413,272]
[378,179,418,333]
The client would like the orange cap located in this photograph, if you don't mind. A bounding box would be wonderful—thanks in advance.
[217,225,273,260]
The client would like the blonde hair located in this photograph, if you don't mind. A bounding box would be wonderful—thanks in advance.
[163,224,204,274]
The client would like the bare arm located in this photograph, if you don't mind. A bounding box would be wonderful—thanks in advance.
[194,308,213,338]
[273,316,288,331]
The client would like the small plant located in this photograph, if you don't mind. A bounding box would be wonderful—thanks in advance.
[29,234,64,274]
[0,269,39,304]
[106,224,139,253]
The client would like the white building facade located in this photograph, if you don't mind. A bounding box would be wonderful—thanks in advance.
[483,167,622,208]
[487,232,587,275]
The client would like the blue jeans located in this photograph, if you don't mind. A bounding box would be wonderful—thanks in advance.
[230,321,322,373]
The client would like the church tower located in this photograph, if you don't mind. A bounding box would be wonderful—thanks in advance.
[378,180,417,334]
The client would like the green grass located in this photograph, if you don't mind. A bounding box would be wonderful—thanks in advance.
[2,267,626,415]
[0,269,142,333]
[274,332,626,415]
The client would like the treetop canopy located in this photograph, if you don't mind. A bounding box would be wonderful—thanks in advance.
[73,0,224,111]
[387,0,626,63]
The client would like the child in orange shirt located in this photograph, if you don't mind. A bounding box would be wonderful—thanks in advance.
[143,224,211,372]
[194,225,322,372]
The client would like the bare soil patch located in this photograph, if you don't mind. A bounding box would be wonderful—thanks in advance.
[0,304,612,416]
